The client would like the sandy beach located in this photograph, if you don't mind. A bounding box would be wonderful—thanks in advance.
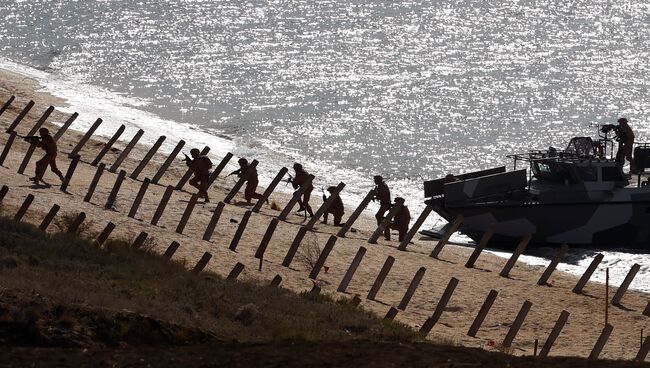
[1,67,649,361]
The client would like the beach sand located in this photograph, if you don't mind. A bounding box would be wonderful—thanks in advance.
[0,68,649,361]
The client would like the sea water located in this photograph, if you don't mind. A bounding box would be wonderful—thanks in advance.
[1,0,649,291]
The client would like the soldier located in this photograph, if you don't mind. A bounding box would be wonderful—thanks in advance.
[372,175,391,227]
[229,158,263,205]
[186,148,212,202]
[616,118,637,173]
[386,198,411,241]
[292,163,314,217]
[322,186,344,226]
[29,128,64,185]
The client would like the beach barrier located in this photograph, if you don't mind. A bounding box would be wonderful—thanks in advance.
[176,194,199,234]
[66,211,86,234]
[611,263,641,306]
[105,170,127,210]
[304,182,345,230]
[420,277,460,335]
[270,275,282,287]
[151,140,185,184]
[131,231,148,248]
[151,185,174,225]
[223,159,259,204]
[175,146,209,190]
[572,254,604,294]
[16,106,54,174]
[398,205,433,251]
[502,300,532,348]
[14,194,34,222]
[60,154,80,192]
[229,210,252,251]
[0,131,17,166]
[128,178,150,218]
[207,152,233,186]
[398,267,426,311]
[0,185,8,203]
[351,295,362,306]
[464,225,495,268]
[95,222,115,246]
[368,197,404,244]
[499,234,532,278]
[644,302,650,317]
[367,256,395,300]
[384,306,399,321]
[310,284,321,295]
[430,214,464,258]
[163,241,180,260]
[589,324,613,359]
[39,204,60,231]
[27,106,54,136]
[130,135,166,180]
[467,289,499,337]
[69,118,102,158]
[0,95,14,118]
[282,226,308,267]
[636,335,650,362]
[109,129,144,173]
[84,163,105,203]
[227,262,245,280]
[308,235,337,280]
[53,112,78,141]
[255,218,279,260]
[6,100,34,134]
[203,201,225,241]
[252,167,288,213]
[192,252,212,273]
[337,190,374,238]
[278,174,315,221]
[92,125,125,166]
[337,246,366,293]
[538,310,570,357]
[537,244,569,285]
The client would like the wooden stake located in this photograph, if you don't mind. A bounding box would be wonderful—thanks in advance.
[398,205,433,251]
[27,106,55,136]
[467,290,499,337]
[337,246,367,293]
[66,212,86,234]
[635,335,650,362]
[430,214,464,258]
[538,310,570,357]
[192,252,212,273]
[252,167,288,213]
[151,139,185,184]
[95,222,116,246]
[367,256,395,300]
[278,174,315,221]
[69,118,102,158]
[282,226,308,267]
[128,178,151,218]
[337,190,374,238]
[227,262,245,280]
[229,211,252,251]
[39,204,61,231]
[589,324,613,359]
[163,241,180,259]
[14,194,34,222]
[384,307,399,321]
[499,234,532,278]
[572,254,604,294]
[255,218,279,259]
[109,129,144,173]
[202,201,225,241]
[105,170,127,210]
[534,339,538,356]
[537,244,569,285]
[130,135,166,180]
[176,194,199,234]
[60,154,81,192]
[0,95,15,118]
[17,144,38,175]
[207,152,234,186]
[465,225,496,268]
[131,231,148,248]
[305,182,346,230]
[223,159,259,203]
[270,275,282,287]
[151,185,174,225]
[53,112,79,141]
[91,125,125,166]
[175,146,209,190]
[606,268,609,325]
[0,131,17,166]
[420,277,459,334]
[0,185,7,203]
[5,100,34,134]
[398,267,426,311]
[368,197,405,244]
[308,235,338,280]
[611,263,641,306]
[502,300,533,348]
[643,300,650,317]
[84,163,105,203]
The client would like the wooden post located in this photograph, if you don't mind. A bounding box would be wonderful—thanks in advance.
[163,241,180,259]
[611,263,641,306]
[91,125,125,166]
[305,182,346,230]
[192,252,212,273]
[60,154,80,192]
[397,267,426,310]
[308,235,338,280]
[643,301,650,317]
[252,167,288,212]
[175,146,209,190]
[130,135,166,179]
[270,275,282,287]
[229,211,252,251]
[203,201,225,241]
[368,198,405,244]
[176,194,199,234]
[128,178,151,218]
[227,262,245,280]
[351,295,361,306]
[151,185,174,225]
[66,212,86,234]
[14,194,34,222]
[337,246,367,293]
[95,222,116,246]
[420,277,460,334]
[282,226,308,267]
[589,324,613,359]
[572,254,604,294]
[84,163,105,203]
[255,218,279,259]
[467,290,499,337]
[337,190,374,238]
[538,244,569,285]
[223,159,259,203]
[636,335,650,362]
[384,307,399,321]
[538,310,570,357]
[430,214,464,258]
[606,268,609,325]
[398,205,433,251]
[69,118,102,158]
[39,204,61,231]
[278,174,315,221]
[499,234,532,278]
[53,112,79,141]
[0,95,14,118]
[109,129,144,173]
[131,231,148,248]
[0,131,17,166]
[207,152,234,186]
[17,144,37,174]
[5,100,34,133]
[105,170,127,210]
[367,256,395,300]
[151,140,185,184]
[310,284,321,295]
[0,185,7,203]
[502,300,533,348]
[27,106,55,136]
[465,225,496,268]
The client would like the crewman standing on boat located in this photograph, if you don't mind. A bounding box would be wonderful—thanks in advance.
[292,163,314,217]
[372,175,391,227]
[186,148,212,202]
[30,128,64,185]
[616,117,637,173]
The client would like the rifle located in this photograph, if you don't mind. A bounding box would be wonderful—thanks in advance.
[226,168,241,178]
[283,174,294,186]
[18,134,41,143]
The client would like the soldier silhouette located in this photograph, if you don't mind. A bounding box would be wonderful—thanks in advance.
[29,128,64,185]
[186,148,212,202]
[229,158,263,205]
[322,186,344,226]
[372,175,391,227]
[292,163,314,217]
[615,118,637,174]
[386,197,410,241]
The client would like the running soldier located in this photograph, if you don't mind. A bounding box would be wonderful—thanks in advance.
[229,158,263,205]
[186,148,212,202]
[292,163,314,217]
[386,198,411,241]
[372,175,391,227]
[29,128,64,185]
[322,186,344,226]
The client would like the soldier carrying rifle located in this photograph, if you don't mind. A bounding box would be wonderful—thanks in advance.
[24,128,64,185]
[184,148,212,202]
[227,158,263,205]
